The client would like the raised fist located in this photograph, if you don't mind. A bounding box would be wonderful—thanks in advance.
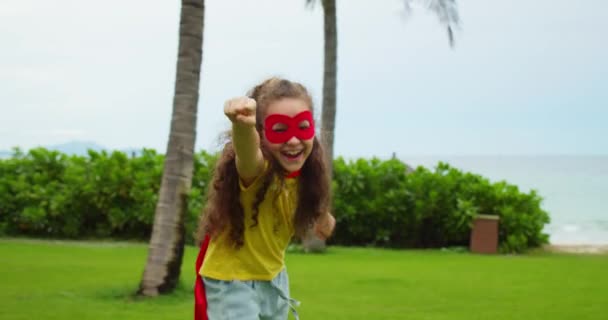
[224,97,257,127]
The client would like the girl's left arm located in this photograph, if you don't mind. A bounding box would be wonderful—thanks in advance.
[314,212,336,240]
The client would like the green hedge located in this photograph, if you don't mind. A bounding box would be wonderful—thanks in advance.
[0,148,549,252]
[0,148,215,244]
[331,158,550,252]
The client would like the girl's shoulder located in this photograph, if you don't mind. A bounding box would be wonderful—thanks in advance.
[239,160,272,192]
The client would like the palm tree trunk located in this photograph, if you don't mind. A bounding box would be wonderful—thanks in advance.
[138,0,205,296]
[303,0,337,252]
[320,0,337,179]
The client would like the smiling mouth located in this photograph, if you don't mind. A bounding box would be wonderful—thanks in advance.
[281,150,303,160]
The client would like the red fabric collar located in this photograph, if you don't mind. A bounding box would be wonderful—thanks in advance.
[285,170,301,179]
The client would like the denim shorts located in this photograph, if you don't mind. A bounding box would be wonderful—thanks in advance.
[203,269,300,320]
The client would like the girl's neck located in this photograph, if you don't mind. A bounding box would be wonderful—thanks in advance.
[285,170,301,179]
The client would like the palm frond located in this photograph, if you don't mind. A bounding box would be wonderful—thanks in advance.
[403,0,460,47]
[305,0,316,9]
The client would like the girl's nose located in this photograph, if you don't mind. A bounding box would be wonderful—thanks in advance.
[286,136,300,145]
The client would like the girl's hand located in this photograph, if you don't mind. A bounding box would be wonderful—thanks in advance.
[314,212,336,240]
[225,96,264,185]
[224,97,257,127]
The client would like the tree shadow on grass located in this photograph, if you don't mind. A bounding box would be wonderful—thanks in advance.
[93,281,193,304]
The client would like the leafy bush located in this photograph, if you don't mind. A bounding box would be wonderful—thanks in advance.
[0,148,164,239]
[331,159,550,253]
[332,157,412,247]
[0,149,549,252]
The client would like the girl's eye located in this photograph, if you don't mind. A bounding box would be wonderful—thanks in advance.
[272,123,288,132]
[298,120,310,130]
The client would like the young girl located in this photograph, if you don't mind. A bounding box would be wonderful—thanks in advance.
[194,77,336,320]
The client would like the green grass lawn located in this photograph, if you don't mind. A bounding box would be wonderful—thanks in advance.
[1,239,607,320]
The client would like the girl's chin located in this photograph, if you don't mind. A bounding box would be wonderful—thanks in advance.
[279,159,304,173]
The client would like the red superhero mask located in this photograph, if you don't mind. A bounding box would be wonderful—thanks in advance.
[264,111,315,144]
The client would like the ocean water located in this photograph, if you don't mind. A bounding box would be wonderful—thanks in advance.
[402,155,608,245]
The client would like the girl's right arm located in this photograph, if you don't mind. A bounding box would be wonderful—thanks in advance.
[224,97,265,187]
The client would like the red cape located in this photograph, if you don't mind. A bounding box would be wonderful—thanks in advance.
[194,235,210,320]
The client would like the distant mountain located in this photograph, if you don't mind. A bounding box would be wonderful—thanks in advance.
[46,141,106,156]
[0,141,149,158]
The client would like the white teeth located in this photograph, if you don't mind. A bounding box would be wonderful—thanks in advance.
[285,150,301,156]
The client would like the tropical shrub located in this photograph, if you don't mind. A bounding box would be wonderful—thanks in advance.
[0,149,549,252]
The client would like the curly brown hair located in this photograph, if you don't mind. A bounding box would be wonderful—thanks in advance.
[196,78,331,248]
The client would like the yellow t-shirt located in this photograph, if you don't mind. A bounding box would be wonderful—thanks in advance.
[199,171,298,281]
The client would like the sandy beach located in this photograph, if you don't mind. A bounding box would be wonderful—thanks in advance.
[544,244,608,254]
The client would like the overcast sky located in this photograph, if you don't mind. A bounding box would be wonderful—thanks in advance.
[1,0,607,157]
